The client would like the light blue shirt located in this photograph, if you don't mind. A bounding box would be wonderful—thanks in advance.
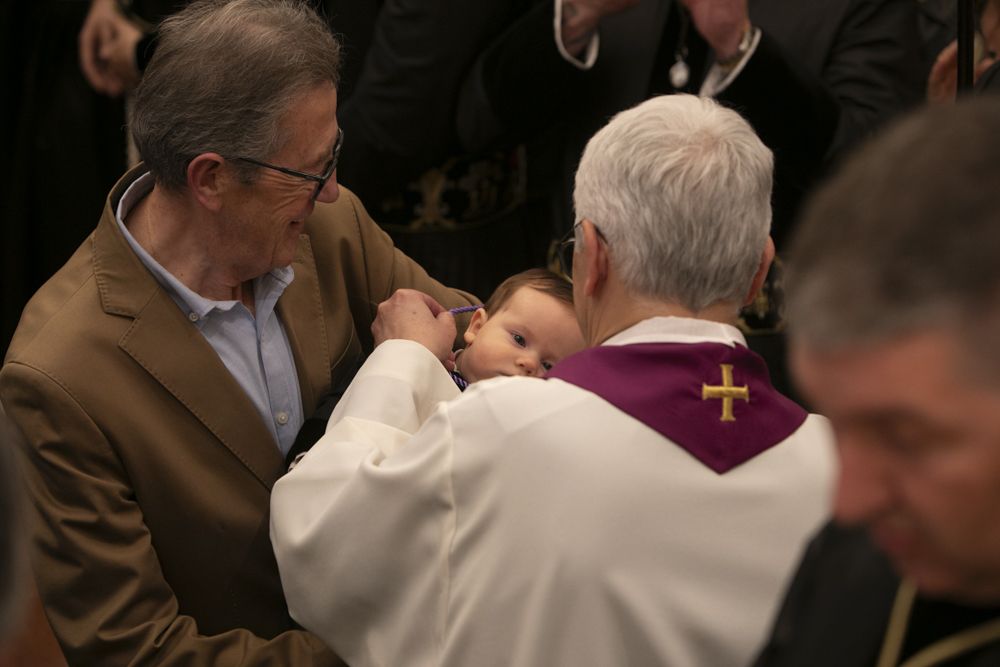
[115,172,304,456]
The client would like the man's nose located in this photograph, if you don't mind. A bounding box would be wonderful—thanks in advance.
[833,432,894,526]
[314,174,340,203]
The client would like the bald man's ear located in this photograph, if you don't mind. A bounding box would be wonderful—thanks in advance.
[744,236,776,307]
[186,153,228,213]
[580,220,609,298]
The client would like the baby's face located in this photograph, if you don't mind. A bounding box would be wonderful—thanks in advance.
[458,287,585,383]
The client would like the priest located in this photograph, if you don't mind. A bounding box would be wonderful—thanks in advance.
[270,94,835,667]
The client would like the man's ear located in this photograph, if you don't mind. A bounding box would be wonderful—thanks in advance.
[462,308,488,346]
[743,236,776,307]
[580,220,609,298]
[186,153,228,213]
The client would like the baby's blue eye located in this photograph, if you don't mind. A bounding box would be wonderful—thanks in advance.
[512,333,526,347]
[542,361,553,371]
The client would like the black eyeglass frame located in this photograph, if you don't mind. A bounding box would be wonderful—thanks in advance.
[233,127,344,200]
[557,220,608,279]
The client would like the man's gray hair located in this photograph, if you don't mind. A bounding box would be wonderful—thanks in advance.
[130,0,341,191]
[786,98,1000,351]
[573,94,773,312]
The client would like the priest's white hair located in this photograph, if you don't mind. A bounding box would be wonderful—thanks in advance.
[573,94,773,312]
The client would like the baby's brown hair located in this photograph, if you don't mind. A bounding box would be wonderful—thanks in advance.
[484,269,574,314]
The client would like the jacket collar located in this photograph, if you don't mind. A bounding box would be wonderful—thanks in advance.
[94,166,332,488]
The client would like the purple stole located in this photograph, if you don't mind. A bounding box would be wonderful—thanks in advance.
[546,342,807,474]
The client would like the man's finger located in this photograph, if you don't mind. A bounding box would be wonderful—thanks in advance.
[934,39,958,66]
[383,288,448,317]
[427,296,452,319]
[976,56,997,80]
[435,308,457,336]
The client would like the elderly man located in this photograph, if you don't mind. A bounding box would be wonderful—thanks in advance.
[752,101,1000,666]
[0,0,473,664]
[270,94,835,667]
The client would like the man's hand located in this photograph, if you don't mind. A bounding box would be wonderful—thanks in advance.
[372,290,457,364]
[679,0,750,62]
[927,40,997,104]
[561,0,640,57]
[79,0,144,97]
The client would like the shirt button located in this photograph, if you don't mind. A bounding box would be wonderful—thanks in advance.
[276,411,289,426]
[188,312,199,322]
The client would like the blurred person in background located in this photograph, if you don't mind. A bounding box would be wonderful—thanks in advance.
[754,97,1000,667]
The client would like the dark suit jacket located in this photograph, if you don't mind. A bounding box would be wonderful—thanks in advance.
[461,0,925,247]
[753,522,1000,667]
[335,0,539,206]
[0,166,475,665]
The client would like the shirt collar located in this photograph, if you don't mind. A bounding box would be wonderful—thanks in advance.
[603,316,748,349]
[114,171,295,322]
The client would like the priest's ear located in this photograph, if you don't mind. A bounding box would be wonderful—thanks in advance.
[579,220,610,298]
[462,308,489,346]
[743,236,776,307]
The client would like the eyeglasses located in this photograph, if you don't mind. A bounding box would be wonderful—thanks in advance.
[556,221,607,279]
[233,127,344,200]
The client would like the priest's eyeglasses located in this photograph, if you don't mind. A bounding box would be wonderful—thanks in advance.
[556,221,607,279]
[233,127,344,200]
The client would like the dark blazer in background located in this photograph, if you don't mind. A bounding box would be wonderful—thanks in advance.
[463,0,926,247]
[753,522,1000,666]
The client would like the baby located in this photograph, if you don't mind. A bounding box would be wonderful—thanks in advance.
[450,269,585,390]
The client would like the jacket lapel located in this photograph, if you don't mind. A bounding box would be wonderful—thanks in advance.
[276,235,332,418]
[94,168,284,490]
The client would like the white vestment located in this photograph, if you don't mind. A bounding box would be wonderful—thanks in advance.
[271,317,835,667]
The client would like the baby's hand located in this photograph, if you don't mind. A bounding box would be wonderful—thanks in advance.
[372,290,456,364]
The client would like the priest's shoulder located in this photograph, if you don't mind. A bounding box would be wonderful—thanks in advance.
[449,374,584,429]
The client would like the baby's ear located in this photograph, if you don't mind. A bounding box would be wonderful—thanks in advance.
[463,308,488,346]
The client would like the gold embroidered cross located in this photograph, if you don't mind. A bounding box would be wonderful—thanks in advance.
[702,364,750,422]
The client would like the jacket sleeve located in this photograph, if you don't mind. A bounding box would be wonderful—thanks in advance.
[336,0,532,204]
[0,362,343,667]
[327,189,479,352]
[456,0,589,152]
[717,0,924,244]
